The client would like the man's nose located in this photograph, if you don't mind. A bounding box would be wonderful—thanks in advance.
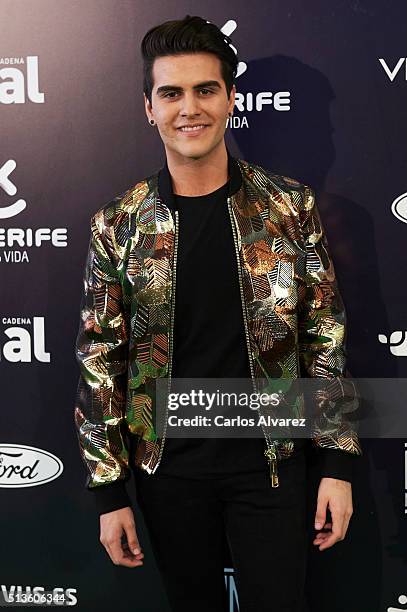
[180,92,201,116]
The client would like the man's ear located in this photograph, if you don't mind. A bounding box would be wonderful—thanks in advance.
[144,92,153,121]
[228,84,236,113]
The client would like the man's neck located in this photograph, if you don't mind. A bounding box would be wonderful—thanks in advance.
[166,143,229,197]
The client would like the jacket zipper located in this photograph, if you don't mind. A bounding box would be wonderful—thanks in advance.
[227,197,280,488]
[151,209,179,474]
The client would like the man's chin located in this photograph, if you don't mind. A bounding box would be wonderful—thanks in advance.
[167,140,222,161]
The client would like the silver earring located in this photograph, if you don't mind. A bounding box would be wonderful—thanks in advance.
[149,118,155,125]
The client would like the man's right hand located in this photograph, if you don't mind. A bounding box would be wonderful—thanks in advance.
[99,506,144,568]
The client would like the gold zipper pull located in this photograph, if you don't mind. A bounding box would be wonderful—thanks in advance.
[264,446,279,487]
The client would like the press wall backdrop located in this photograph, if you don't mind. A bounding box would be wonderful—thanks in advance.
[1,1,406,611]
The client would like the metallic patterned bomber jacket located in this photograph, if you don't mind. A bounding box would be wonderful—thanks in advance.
[74,149,362,494]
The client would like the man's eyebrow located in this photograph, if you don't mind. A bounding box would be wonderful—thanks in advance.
[156,80,222,95]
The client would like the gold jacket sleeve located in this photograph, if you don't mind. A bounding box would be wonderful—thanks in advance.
[74,209,132,492]
[297,186,362,458]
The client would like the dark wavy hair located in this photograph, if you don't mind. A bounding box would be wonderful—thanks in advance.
[141,15,238,105]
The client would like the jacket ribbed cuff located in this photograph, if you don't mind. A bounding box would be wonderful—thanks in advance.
[88,480,132,516]
[316,447,359,483]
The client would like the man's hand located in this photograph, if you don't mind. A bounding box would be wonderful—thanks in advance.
[99,506,144,568]
[313,477,353,551]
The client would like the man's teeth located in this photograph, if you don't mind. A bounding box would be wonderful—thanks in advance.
[180,125,206,131]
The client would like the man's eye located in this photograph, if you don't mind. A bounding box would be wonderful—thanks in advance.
[163,89,213,98]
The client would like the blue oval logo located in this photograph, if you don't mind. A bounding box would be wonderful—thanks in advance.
[0,444,63,488]
[391,192,407,224]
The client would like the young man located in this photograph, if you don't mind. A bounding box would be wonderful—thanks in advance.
[74,15,362,612]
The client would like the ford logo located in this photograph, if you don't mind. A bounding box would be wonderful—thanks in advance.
[391,192,407,224]
[0,444,63,487]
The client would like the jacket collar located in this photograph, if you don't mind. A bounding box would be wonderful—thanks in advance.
[157,147,243,213]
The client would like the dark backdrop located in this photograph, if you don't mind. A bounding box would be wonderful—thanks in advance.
[1,1,406,610]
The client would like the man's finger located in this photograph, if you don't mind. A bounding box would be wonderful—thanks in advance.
[314,495,328,530]
[122,521,142,556]
[318,509,345,550]
[107,532,144,567]
[313,522,332,543]
[122,541,144,560]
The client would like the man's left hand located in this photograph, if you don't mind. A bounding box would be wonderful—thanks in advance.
[313,477,353,551]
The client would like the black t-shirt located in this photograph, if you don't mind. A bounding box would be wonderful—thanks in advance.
[156,180,270,477]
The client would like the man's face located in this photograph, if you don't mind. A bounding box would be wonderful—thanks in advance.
[144,52,235,161]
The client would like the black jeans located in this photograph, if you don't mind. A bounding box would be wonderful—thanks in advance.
[134,448,307,612]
